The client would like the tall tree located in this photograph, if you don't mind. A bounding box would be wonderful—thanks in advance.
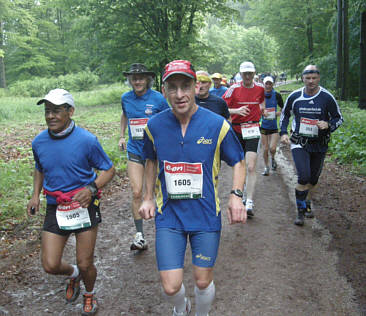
[360,10,366,109]
[0,0,8,88]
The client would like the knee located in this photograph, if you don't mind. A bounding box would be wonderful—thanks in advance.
[77,258,94,274]
[42,258,60,275]
[270,147,276,155]
[247,164,256,173]
[162,282,182,296]
[195,278,212,290]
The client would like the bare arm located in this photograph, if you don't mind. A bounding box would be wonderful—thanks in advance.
[118,113,128,151]
[226,160,247,224]
[139,159,157,220]
[27,168,44,216]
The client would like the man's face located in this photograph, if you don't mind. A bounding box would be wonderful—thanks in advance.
[240,72,255,87]
[264,81,273,93]
[45,102,74,133]
[212,78,221,89]
[130,74,148,95]
[163,75,196,117]
[303,72,320,93]
[198,80,211,98]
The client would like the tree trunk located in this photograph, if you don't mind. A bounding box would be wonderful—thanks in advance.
[0,20,6,89]
[306,5,313,58]
[341,0,349,100]
[336,0,343,97]
[359,11,366,109]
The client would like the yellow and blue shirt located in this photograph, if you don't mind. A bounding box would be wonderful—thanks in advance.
[143,107,244,231]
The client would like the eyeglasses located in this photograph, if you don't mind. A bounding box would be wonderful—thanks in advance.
[165,82,194,95]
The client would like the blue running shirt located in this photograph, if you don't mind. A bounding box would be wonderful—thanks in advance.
[144,107,244,231]
[121,89,169,158]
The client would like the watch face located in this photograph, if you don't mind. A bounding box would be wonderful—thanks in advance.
[231,189,243,197]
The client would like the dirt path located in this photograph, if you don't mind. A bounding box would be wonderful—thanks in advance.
[0,147,364,315]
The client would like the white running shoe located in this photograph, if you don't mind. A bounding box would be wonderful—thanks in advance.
[130,232,148,250]
[246,199,254,218]
[262,167,270,176]
[172,297,191,316]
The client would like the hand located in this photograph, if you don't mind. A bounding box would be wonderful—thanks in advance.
[118,137,126,151]
[236,106,250,116]
[262,109,268,117]
[27,197,40,216]
[226,195,246,224]
[73,188,92,208]
[280,134,290,145]
[139,199,156,220]
[317,120,329,130]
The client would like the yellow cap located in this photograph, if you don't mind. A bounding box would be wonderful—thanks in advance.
[211,73,222,79]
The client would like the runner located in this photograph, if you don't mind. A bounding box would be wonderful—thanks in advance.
[209,72,228,97]
[223,61,266,218]
[139,60,246,316]
[195,70,230,119]
[260,76,284,176]
[27,89,115,315]
[280,65,343,226]
[119,63,170,250]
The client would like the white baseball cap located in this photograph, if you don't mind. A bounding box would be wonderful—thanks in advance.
[239,61,256,73]
[37,89,75,108]
[263,76,274,84]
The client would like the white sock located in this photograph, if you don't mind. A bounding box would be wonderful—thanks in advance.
[162,283,187,313]
[195,281,215,316]
[70,264,79,279]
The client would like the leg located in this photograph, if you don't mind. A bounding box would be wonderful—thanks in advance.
[75,226,98,292]
[41,231,73,276]
[269,132,279,170]
[156,228,189,314]
[261,134,270,168]
[245,151,258,215]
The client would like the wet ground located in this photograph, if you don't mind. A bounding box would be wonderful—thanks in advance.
[0,145,365,315]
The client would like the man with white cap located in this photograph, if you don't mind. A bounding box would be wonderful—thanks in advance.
[209,72,228,97]
[223,61,265,218]
[27,88,115,315]
[139,60,246,316]
[260,76,284,175]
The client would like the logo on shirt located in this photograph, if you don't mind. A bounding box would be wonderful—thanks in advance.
[197,137,212,144]
[145,104,154,115]
[309,100,314,104]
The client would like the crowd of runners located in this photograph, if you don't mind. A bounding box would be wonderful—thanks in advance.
[26,59,343,315]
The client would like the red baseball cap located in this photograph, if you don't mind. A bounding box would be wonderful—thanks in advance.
[162,60,196,82]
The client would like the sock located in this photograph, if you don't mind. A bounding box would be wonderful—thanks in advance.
[295,189,308,209]
[84,290,95,295]
[195,281,215,316]
[162,283,186,313]
[134,219,143,235]
[70,264,79,279]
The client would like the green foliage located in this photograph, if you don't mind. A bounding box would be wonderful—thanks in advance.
[8,70,99,97]
[328,101,366,171]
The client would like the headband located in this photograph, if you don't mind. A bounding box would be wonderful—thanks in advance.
[302,70,320,75]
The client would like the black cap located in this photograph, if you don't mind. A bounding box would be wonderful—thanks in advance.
[123,63,155,77]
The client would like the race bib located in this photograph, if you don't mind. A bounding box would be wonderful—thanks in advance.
[265,107,276,120]
[241,122,261,139]
[299,117,318,137]
[56,201,91,230]
[164,161,203,199]
[129,118,148,140]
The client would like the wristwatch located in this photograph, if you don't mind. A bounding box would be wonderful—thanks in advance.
[230,189,243,198]
[86,181,98,197]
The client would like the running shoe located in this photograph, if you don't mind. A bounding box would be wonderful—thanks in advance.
[304,200,314,218]
[172,297,191,316]
[82,293,98,315]
[271,158,277,170]
[262,167,270,176]
[294,209,305,226]
[246,199,254,218]
[130,232,148,250]
[65,273,81,303]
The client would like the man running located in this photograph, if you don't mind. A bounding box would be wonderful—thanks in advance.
[119,63,169,250]
[260,76,284,176]
[139,60,246,316]
[27,89,115,315]
[209,72,228,97]
[223,61,265,218]
[280,65,343,225]
[195,70,230,119]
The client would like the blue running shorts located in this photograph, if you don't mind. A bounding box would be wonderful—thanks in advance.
[155,228,221,271]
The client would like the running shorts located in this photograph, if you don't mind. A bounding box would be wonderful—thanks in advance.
[43,198,101,236]
[260,128,278,135]
[235,132,260,154]
[127,151,145,165]
[155,228,221,271]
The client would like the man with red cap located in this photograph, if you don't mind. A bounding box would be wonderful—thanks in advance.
[139,60,246,316]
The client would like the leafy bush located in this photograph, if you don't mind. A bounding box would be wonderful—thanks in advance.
[8,70,99,97]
